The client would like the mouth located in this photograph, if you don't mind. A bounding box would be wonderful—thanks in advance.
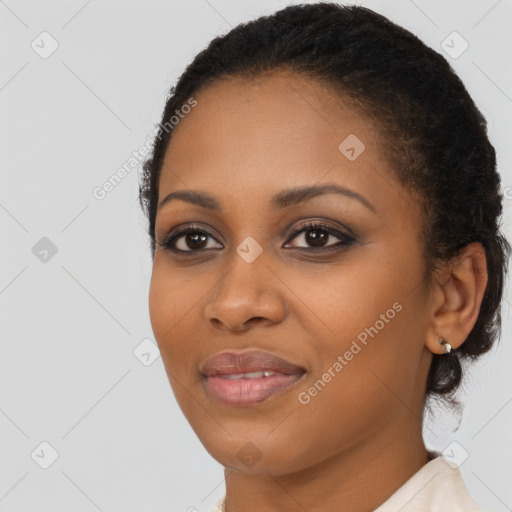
[200,350,307,407]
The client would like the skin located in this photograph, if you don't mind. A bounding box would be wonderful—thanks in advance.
[148,69,488,512]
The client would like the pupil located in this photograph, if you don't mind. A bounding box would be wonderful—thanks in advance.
[187,232,207,249]
[306,229,327,247]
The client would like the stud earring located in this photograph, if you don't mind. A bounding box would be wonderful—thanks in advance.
[439,337,452,354]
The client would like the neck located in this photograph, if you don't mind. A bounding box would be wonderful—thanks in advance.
[223,415,429,512]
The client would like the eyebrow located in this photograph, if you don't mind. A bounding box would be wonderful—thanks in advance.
[158,183,376,213]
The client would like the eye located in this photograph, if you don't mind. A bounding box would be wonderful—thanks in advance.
[284,221,355,251]
[158,225,223,253]
[157,220,356,256]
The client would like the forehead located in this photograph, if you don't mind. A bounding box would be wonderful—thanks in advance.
[158,70,401,216]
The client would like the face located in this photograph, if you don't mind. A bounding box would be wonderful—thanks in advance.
[149,70,434,475]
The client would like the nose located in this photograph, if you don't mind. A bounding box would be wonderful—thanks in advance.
[204,254,287,332]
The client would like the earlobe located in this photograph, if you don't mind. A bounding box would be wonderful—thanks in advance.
[425,242,488,355]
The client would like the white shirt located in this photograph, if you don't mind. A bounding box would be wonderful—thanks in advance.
[209,453,484,511]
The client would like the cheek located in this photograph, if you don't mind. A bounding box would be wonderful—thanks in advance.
[148,258,200,338]
[290,250,426,417]
[285,311,424,474]
[148,266,193,366]
[148,270,201,411]
[148,270,174,345]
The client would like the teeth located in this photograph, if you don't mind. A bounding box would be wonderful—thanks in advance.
[222,371,276,379]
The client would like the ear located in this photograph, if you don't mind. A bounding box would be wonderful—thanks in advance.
[425,242,488,355]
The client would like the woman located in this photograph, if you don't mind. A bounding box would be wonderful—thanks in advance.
[138,3,510,511]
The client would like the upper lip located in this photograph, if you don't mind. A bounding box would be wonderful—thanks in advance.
[200,350,307,377]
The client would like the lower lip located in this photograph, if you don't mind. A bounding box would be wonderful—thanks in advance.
[203,373,305,407]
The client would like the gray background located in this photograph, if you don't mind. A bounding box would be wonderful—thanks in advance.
[1,0,511,510]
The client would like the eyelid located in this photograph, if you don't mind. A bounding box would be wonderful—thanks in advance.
[283,218,355,244]
[282,215,358,241]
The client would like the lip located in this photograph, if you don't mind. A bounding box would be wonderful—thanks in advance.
[200,350,307,407]
[200,350,306,376]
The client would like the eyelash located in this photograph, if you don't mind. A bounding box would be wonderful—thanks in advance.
[158,220,356,256]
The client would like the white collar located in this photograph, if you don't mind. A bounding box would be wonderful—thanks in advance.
[374,454,483,511]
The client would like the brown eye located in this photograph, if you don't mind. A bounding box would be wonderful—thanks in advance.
[161,227,223,253]
[159,221,355,256]
[285,222,355,250]
[181,232,208,250]
[304,229,329,247]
